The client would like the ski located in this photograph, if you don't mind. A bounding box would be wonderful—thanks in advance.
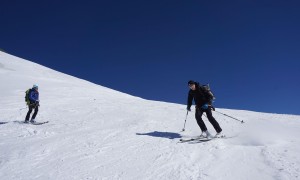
[195,135,227,142]
[179,135,226,143]
[31,121,49,125]
[197,138,213,142]
[24,121,49,125]
[179,137,207,143]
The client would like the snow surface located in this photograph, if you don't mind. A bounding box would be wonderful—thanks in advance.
[0,51,300,180]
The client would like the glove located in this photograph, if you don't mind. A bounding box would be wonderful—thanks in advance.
[201,104,208,110]
[186,107,191,111]
[211,106,215,111]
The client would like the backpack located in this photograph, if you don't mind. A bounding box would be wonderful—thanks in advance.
[199,84,215,104]
[25,89,31,105]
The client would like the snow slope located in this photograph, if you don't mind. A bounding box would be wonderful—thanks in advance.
[0,52,300,180]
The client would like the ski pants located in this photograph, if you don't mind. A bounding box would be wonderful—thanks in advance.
[195,107,222,133]
[25,104,39,121]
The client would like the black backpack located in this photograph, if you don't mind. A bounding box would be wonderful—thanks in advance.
[198,83,215,104]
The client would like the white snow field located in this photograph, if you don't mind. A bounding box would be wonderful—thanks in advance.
[0,51,300,180]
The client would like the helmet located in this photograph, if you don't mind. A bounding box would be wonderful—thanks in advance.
[188,80,195,85]
[33,84,38,89]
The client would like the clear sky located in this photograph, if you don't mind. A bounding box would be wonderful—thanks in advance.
[1,0,300,115]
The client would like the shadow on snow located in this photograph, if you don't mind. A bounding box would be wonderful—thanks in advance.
[136,131,182,139]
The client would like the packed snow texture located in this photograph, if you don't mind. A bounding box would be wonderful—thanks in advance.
[0,52,299,180]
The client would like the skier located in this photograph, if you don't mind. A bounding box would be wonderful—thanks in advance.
[25,84,39,123]
[187,80,223,138]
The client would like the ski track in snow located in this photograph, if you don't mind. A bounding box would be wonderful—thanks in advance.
[1,52,300,180]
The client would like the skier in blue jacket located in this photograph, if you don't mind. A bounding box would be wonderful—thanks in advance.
[25,84,39,123]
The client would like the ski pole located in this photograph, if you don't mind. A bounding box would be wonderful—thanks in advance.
[19,106,27,118]
[19,107,27,111]
[215,110,244,123]
[181,111,189,131]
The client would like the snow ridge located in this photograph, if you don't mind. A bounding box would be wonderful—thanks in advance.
[0,52,300,180]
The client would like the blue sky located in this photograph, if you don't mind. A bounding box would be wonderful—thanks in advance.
[1,0,300,115]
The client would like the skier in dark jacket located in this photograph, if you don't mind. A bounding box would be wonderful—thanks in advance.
[25,84,39,123]
[187,80,223,138]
